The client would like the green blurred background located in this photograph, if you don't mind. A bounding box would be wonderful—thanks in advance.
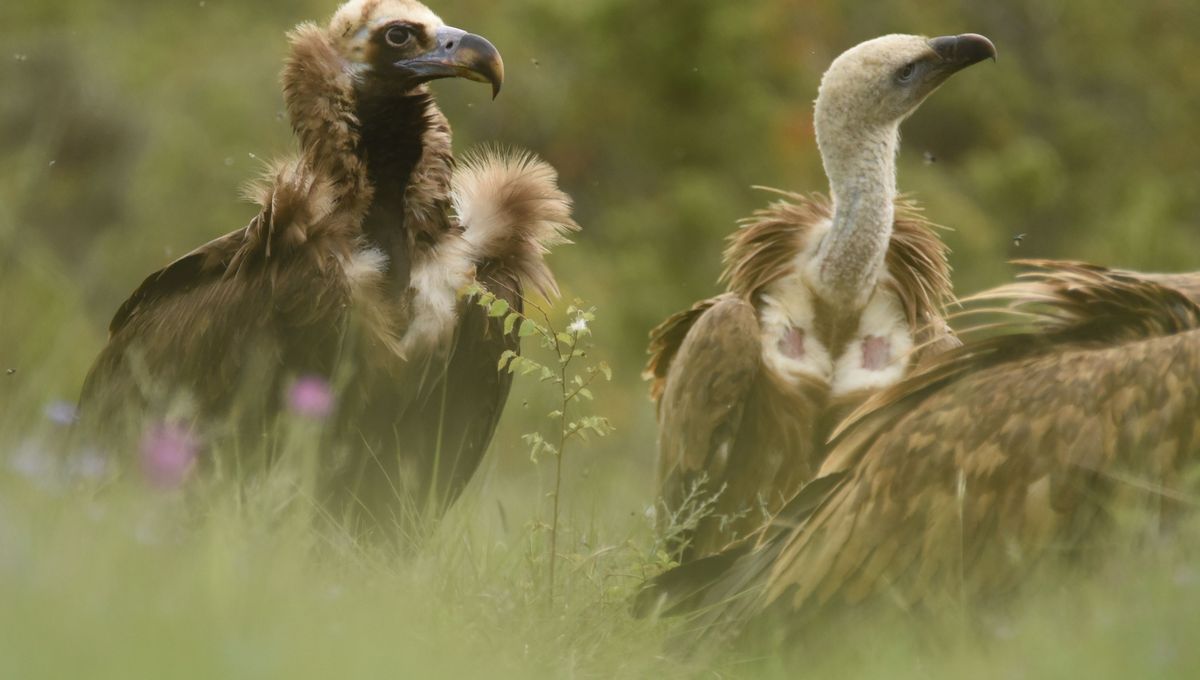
[3,0,1200,513]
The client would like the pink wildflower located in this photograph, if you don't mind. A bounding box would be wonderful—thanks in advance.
[139,422,199,489]
[287,375,335,420]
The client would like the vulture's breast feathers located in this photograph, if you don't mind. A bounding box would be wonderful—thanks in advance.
[297,148,578,366]
[721,191,953,400]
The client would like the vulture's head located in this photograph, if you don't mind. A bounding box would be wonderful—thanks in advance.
[327,0,504,97]
[816,33,995,132]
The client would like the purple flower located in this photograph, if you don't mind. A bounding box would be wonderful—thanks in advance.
[43,400,79,426]
[139,422,199,489]
[287,375,335,420]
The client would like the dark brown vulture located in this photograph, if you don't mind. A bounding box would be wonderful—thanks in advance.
[78,0,578,531]
[637,262,1200,647]
[645,34,997,560]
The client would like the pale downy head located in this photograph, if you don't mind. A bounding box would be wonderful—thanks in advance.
[327,0,504,96]
[814,34,994,180]
[816,33,994,130]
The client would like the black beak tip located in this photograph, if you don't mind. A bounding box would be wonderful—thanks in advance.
[962,33,998,62]
[457,31,504,99]
[930,33,997,65]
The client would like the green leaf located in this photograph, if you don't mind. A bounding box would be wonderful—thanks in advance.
[503,313,520,336]
[577,388,594,401]
[518,319,539,338]
[497,350,517,372]
[556,332,575,347]
[507,356,524,374]
[578,416,614,437]
[488,298,510,318]
[522,432,545,463]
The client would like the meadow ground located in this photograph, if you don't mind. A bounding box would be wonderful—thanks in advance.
[3,248,1199,679]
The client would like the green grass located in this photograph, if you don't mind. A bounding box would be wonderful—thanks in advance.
[3,346,1200,679]
[0,249,1197,679]
[0,431,693,679]
[2,195,1198,680]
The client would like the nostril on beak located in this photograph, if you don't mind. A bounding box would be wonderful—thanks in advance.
[445,40,455,50]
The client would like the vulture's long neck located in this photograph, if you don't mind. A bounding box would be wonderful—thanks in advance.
[282,27,454,293]
[353,82,456,291]
[809,115,899,311]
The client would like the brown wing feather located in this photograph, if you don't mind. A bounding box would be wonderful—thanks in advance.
[80,214,356,435]
[644,296,725,403]
[768,326,1200,615]
[402,266,520,512]
[1131,271,1200,307]
[651,294,830,559]
[652,295,763,551]
[80,143,382,436]
[106,230,243,337]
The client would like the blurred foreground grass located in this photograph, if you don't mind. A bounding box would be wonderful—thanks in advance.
[2,356,1199,678]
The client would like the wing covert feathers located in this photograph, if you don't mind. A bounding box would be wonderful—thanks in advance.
[644,296,725,402]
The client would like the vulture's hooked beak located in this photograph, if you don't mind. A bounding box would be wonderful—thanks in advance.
[927,33,997,73]
[398,27,505,98]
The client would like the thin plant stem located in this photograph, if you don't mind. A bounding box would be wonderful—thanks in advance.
[548,328,577,609]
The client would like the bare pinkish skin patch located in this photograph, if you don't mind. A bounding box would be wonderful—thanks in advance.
[862,335,891,371]
[778,327,806,359]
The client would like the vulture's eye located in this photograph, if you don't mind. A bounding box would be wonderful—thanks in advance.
[385,24,417,49]
[896,62,918,84]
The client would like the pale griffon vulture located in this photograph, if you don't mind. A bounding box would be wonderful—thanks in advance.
[647,34,996,560]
